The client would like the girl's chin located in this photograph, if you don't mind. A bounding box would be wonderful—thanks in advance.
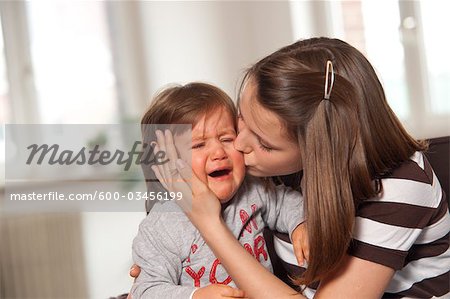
[246,166,269,177]
[247,165,300,177]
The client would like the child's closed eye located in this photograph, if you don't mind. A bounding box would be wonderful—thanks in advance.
[192,142,205,149]
[220,137,235,143]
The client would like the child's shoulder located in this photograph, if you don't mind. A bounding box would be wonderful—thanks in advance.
[240,175,265,190]
[148,201,185,213]
[139,202,191,230]
[133,202,197,256]
[240,175,297,194]
[233,176,302,209]
[234,176,274,202]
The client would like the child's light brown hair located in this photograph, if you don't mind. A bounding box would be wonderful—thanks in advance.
[141,82,237,138]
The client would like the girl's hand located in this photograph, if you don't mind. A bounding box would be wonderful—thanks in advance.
[151,130,222,229]
[193,284,248,299]
[291,222,309,267]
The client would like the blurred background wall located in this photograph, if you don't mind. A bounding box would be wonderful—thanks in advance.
[0,1,448,298]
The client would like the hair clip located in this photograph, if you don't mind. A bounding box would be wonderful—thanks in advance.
[324,60,335,100]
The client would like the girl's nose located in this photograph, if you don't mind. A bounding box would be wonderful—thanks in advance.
[234,130,252,154]
[235,118,252,154]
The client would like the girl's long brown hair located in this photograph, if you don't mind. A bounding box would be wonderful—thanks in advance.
[241,38,427,285]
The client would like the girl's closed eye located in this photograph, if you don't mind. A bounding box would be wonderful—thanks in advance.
[257,137,273,152]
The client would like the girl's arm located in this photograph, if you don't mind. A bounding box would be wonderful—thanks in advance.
[192,212,394,299]
[199,216,305,299]
[314,254,395,298]
[290,226,395,298]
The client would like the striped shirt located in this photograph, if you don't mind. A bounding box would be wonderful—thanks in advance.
[274,152,450,298]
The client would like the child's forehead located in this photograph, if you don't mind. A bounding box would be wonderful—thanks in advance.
[192,112,235,134]
[173,114,236,143]
[193,107,236,129]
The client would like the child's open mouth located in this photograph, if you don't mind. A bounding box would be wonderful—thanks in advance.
[208,168,232,179]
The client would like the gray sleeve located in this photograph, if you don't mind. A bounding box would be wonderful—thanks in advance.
[261,184,305,239]
[131,214,196,299]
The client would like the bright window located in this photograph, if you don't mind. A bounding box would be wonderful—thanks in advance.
[26,1,118,124]
[421,1,450,115]
[296,0,450,138]
[0,17,9,164]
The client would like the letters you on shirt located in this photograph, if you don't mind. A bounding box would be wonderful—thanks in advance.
[184,204,269,287]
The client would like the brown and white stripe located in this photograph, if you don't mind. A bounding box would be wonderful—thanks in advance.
[273,152,450,298]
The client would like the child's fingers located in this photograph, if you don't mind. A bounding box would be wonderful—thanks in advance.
[292,222,309,266]
[129,264,141,278]
[303,244,310,262]
[294,243,305,266]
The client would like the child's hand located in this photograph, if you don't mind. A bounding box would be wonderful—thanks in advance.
[129,264,141,279]
[291,222,309,267]
[193,284,248,299]
[126,265,141,299]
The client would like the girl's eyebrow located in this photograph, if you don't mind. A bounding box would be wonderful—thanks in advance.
[239,111,279,150]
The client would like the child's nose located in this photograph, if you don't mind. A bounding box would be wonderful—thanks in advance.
[210,143,227,161]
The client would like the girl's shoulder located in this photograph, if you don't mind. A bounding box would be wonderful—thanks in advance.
[384,151,433,184]
[374,151,442,208]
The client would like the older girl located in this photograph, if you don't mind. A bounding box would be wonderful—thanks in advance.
[149,38,450,298]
